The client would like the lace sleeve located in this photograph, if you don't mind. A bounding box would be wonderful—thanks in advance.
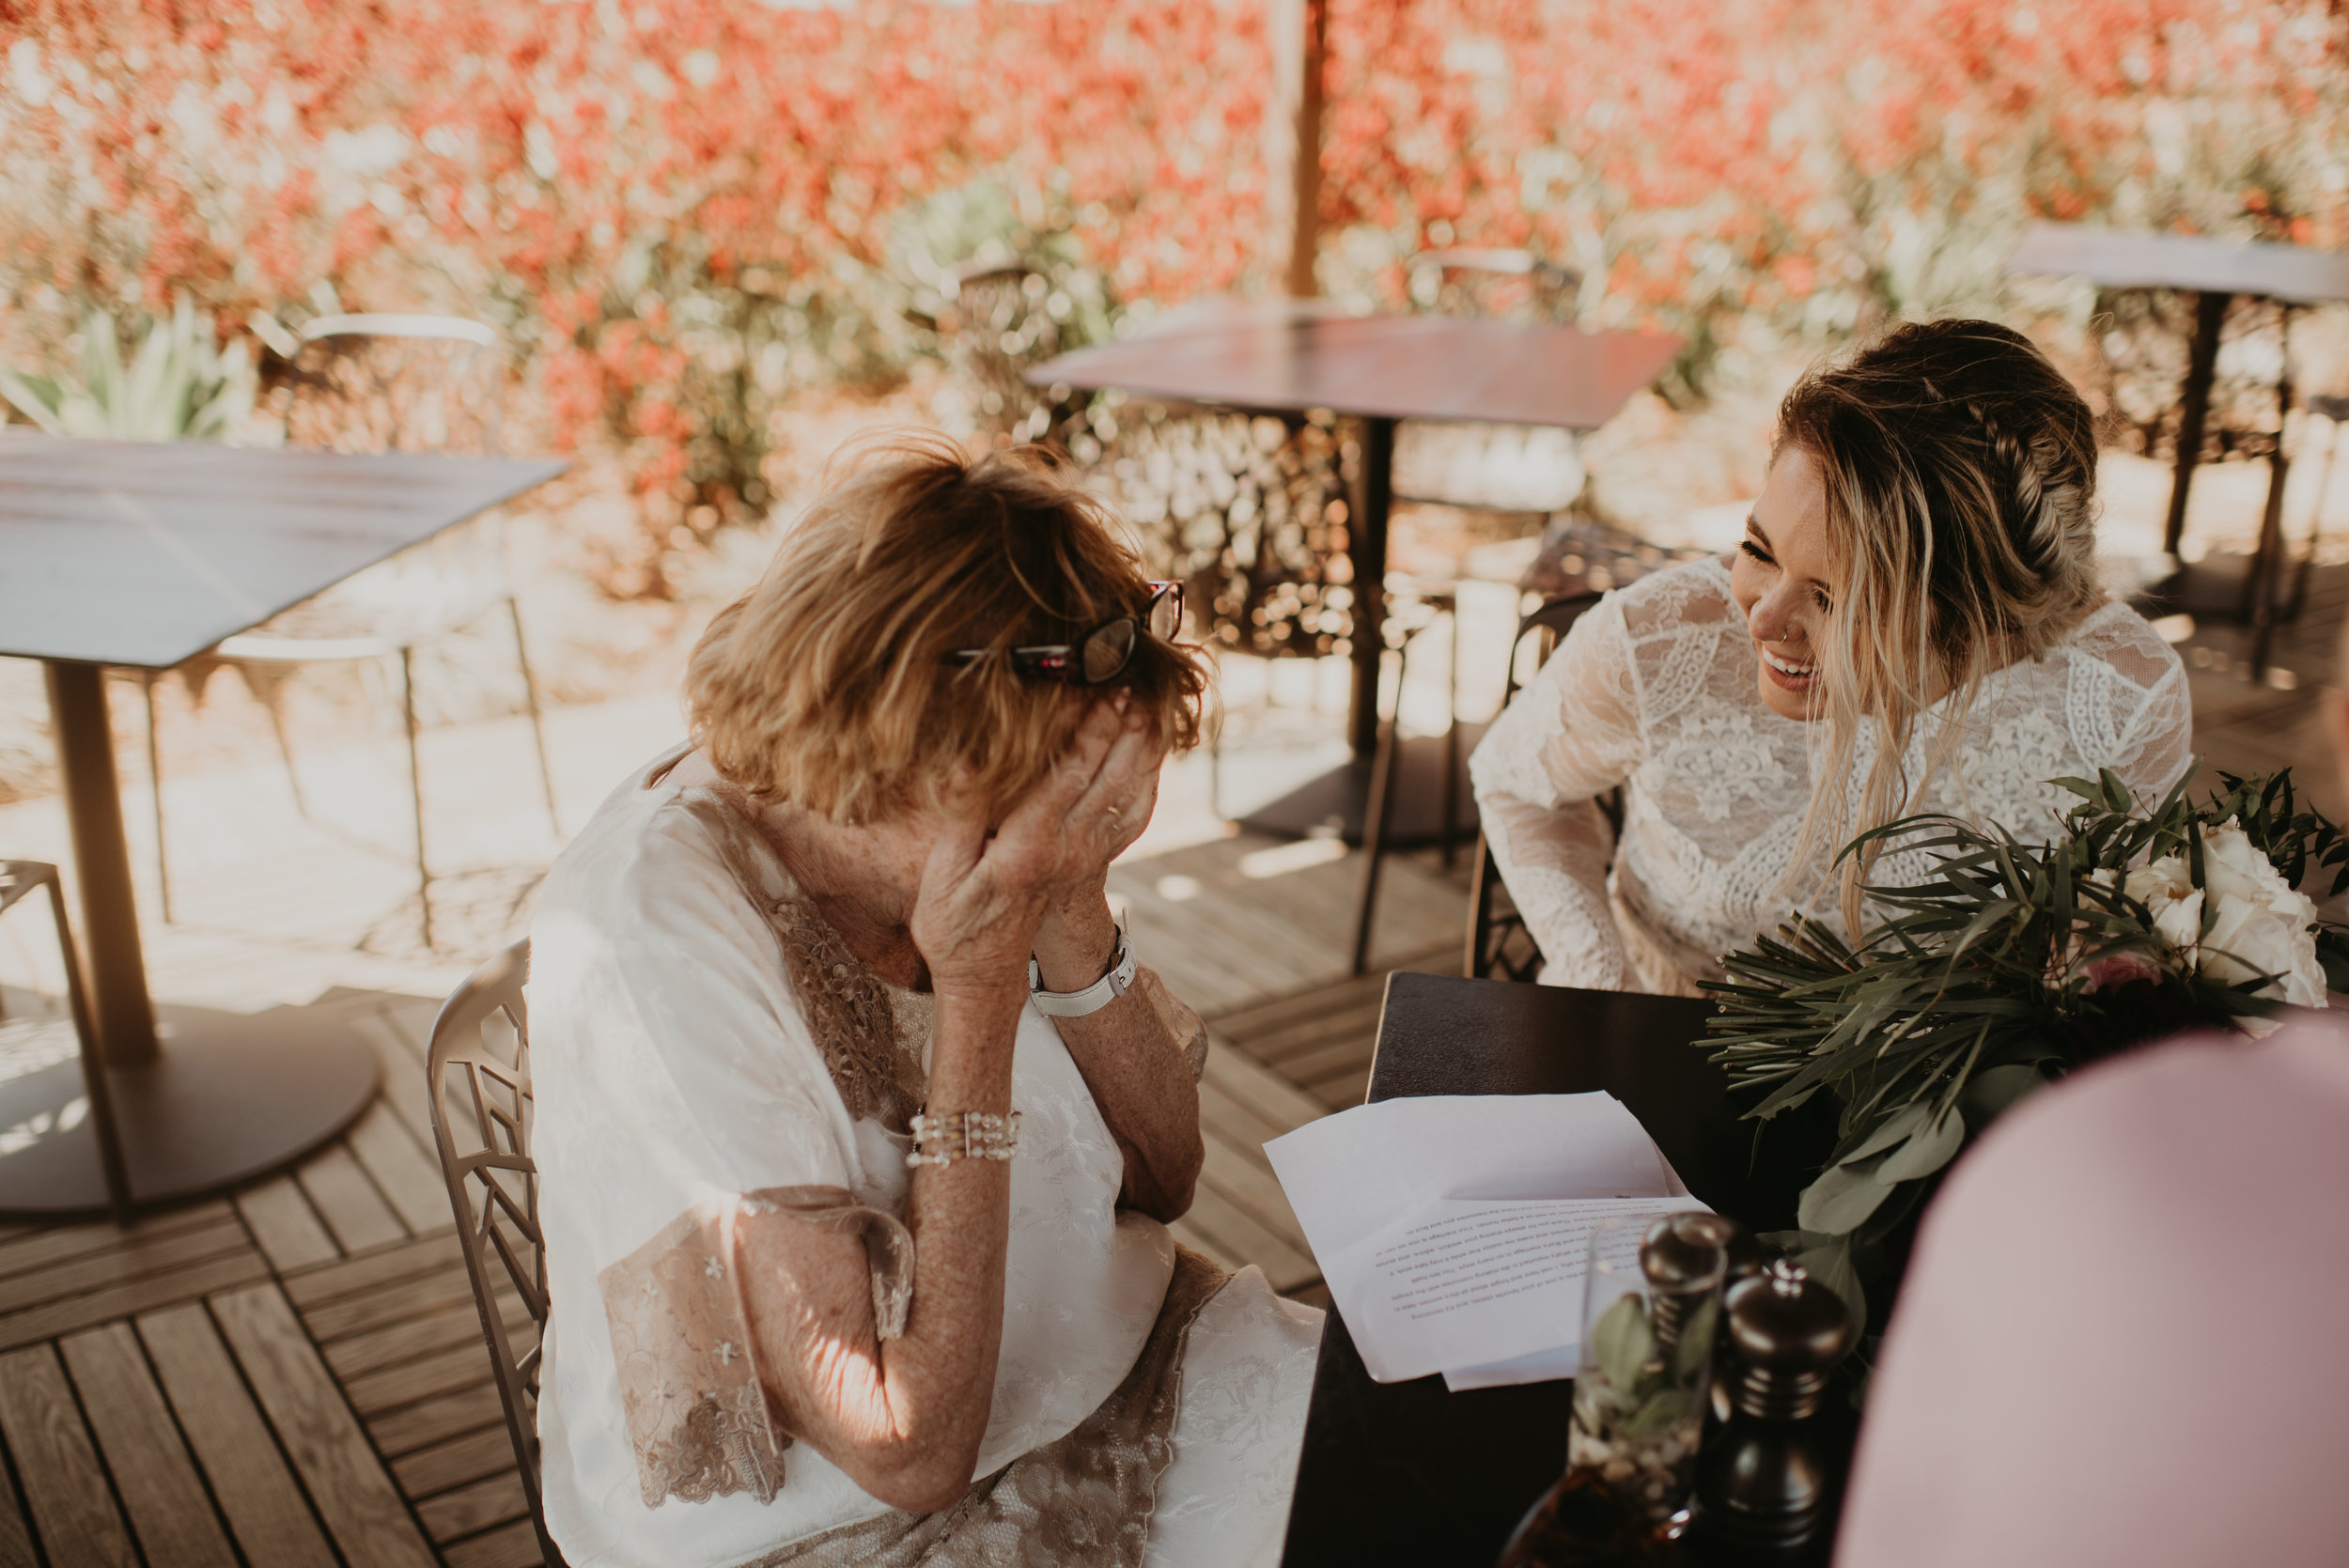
[598,1185,915,1509]
[2072,613,2194,803]
[1470,596,1644,990]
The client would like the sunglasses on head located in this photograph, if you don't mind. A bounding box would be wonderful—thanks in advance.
[945,582,1184,686]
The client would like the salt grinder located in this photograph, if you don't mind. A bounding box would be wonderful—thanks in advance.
[1690,1258,1853,1560]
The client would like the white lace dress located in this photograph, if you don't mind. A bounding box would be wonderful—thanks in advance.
[1469,556,2193,995]
[528,753,1324,1568]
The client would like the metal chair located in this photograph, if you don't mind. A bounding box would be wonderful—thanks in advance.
[425,939,562,1567]
[1462,594,1612,982]
[0,861,128,1218]
[144,315,560,947]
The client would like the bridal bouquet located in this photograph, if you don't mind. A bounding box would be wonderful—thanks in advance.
[1703,768,2349,1340]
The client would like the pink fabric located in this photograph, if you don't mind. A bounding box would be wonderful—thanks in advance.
[1836,1017,2349,1568]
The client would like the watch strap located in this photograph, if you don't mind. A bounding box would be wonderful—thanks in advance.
[1028,925,1137,1017]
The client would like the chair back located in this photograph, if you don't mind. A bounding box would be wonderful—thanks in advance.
[257,315,513,640]
[1407,247,1580,324]
[1467,593,1609,982]
[425,939,563,1567]
[285,314,505,456]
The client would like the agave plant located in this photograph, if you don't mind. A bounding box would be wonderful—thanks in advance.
[0,297,257,442]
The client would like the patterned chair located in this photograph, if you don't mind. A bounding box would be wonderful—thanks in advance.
[425,939,563,1567]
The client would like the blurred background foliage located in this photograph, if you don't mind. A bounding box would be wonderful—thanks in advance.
[2,0,2345,595]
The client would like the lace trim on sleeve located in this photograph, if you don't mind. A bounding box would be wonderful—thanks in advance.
[599,1185,917,1509]
[740,1248,1233,1567]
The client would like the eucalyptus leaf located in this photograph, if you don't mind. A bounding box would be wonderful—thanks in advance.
[1588,1293,1654,1399]
[1877,1106,1965,1183]
[1622,1387,1695,1436]
[1797,1156,1897,1235]
[1959,1063,2046,1128]
[1669,1296,1719,1381]
[1836,1102,1931,1166]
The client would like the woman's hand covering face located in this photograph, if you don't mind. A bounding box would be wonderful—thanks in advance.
[910,696,1163,998]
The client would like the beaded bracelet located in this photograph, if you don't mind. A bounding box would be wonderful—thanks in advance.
[905,1109,1022,1168]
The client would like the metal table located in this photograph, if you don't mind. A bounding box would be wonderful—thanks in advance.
[1030,300,1679,843]
[2008,223,2349,669]
[1279,971,1832,1566]
[0,433,565,1216]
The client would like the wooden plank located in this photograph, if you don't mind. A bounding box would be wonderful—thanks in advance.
[0,1451,35,1568]
[1306,1061,1373,1111]
[367,1382,507,1459]
[56,1323,238,1568]
[0,1215,250,1314]
[301,1264,478,1345]
[1269,1030,1378,1087]
[209,1284,439,1568]
[0,1344,136,1568]
[414,1470,528,1544]
[1208,968,1390,1039]
[1181,1180,1319,1293]
[136,1303,338,1568]
[238,1176,342,1273]
[1199,1129,1309,1246]
[391,1425,526,1501]
[295,1144,407,1254]
[1202,1034,1330,1135]
[348,1009,439,1153]
[1234,999,1384,1063]
[345,1100,455,1235]
[440,1516,543,1568]
[327,1285,524,1381]
[0,1201,232,1286]
[0,1250,272,1354]
[344,1334,527,1420]
[1198,1074,1291,1157]
[284,1232,461,1311]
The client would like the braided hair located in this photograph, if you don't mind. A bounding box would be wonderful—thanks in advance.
[1774,318,2103,928]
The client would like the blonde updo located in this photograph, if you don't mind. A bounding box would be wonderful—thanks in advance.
[1777,318,2104,925]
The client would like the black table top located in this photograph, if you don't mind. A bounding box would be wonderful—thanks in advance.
[1028,298,1682,429]
[0,433,567,668]
[1279,972,1815,1568]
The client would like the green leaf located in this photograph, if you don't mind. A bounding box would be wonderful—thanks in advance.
[1623,1386,1695,1436]
[1588,1293,1654,1397]
[1797,1157,1897,1235]
[1876,1106,1965,1182]
[1669,1296,1719,1381]
[1793,1234,1867,1343]
[1836,1101,1931,1165]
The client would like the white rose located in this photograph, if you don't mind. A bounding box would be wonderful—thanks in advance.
[2194,824,2326,1008]
[2123,855,2206,955]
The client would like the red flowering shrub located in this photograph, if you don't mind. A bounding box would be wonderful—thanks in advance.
[3,0,2343,592]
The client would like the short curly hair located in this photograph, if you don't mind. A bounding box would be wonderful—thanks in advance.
[686,432,1208,825]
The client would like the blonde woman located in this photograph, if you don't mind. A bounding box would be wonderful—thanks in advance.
[1470,318,2192,995]
[527,438,1321,1567]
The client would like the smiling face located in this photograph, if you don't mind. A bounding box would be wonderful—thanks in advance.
[1729,442,1837,722]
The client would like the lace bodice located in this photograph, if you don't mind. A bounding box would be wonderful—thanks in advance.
[1470,556,2193,994]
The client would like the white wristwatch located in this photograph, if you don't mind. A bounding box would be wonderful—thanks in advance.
[1028,923,1138,1017]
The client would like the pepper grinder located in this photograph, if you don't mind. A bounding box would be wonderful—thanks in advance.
[1638,1213,1740,1352]
[1707,1226,1778,1425]
[1689,1258,1853,1560]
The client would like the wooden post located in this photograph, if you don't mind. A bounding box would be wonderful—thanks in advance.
[1264,0,1325,297]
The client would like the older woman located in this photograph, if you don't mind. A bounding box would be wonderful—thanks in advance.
[527,438,1323,1567]
[1472,319,2193,994]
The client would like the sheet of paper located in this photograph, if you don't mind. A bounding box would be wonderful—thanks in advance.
[1332,1195,1710,1383]
[1264,1093,1675,1264]
[1264,1094,1691,1386]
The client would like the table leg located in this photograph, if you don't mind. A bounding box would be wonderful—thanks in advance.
[2247,318,2295,675]
[44,661,157,1066]
[1347,416,1396,757]
[2161,290,2231,558]
[1,661,380,1218]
